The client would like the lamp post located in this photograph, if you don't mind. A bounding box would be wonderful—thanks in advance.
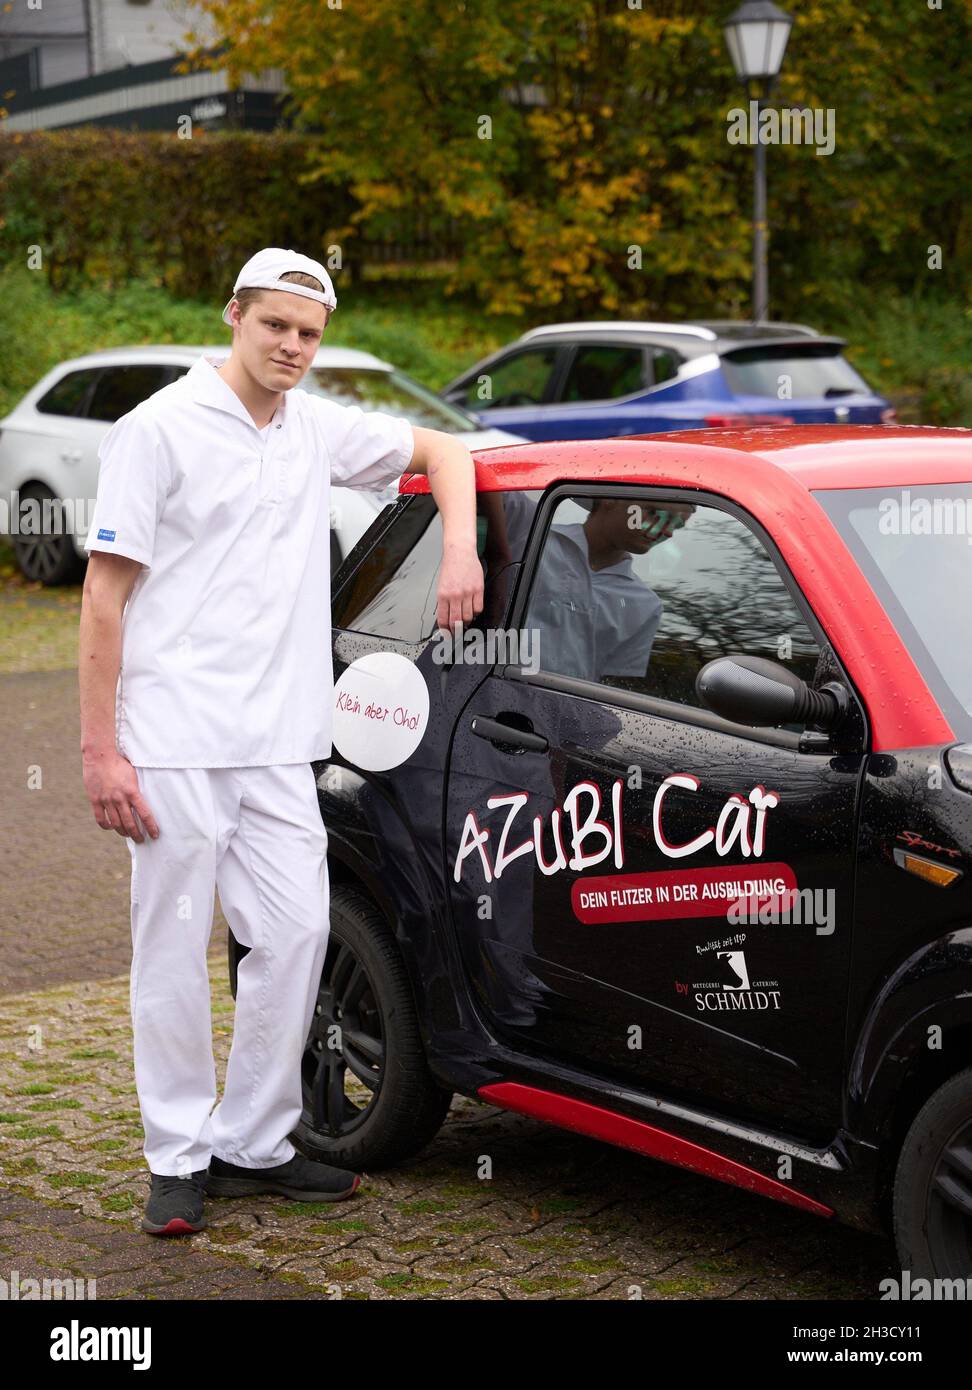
[724,1,793,324]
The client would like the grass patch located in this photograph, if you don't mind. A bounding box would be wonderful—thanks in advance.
[374,1272,451,1294]
[515,1274,585,1294]
[46,1171,107,1189]
[434,1216,493,1234]
[1,1156,41,1174]
[101,1193,136,1212]
[308,1219,374,1234]
[275,1200,361,1218]
[645,1275,719,1296]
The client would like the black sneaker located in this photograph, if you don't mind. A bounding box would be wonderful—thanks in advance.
[141,1168,208,1236]
[205,1152,361,1202]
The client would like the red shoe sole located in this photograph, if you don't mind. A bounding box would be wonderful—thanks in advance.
[143,1217,204,1236]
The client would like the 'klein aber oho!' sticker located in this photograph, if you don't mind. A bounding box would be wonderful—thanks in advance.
[332,653,430,771]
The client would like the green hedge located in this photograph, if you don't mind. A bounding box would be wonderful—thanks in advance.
[0,130,357,299]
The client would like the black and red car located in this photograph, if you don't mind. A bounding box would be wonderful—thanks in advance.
[230,424,972,1279]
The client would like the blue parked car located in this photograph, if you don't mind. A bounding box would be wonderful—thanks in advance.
[439,320,894,441]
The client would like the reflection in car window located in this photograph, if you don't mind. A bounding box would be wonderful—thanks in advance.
[36,369,100,418]
[87,366,171,423]
[561,346,645,402]
[523,495,820,709]
[304,367,478,433]
[333,494,516,643]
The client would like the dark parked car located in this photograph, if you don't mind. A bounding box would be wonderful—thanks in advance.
[230,424,972,1279]
[439,320,895,441]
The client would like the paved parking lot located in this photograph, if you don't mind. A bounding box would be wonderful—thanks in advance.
[0,661,897,1299]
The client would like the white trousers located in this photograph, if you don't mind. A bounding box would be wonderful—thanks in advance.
[126,763,330,1176]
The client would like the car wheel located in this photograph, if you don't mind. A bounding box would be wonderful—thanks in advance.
[893,1067,972,1278]
[11,483,83,585]
[293,883,453,1170]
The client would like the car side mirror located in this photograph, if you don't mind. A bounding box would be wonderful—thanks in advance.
[696,655,849,733]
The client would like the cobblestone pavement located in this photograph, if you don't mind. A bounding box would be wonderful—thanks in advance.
[0,667,898,1299]
[0,667,188,995]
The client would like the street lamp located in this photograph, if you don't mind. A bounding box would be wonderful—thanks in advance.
[724,1,793,324]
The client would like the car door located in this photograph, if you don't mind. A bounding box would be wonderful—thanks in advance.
[444,484,868,1142]
[326,489,536,989]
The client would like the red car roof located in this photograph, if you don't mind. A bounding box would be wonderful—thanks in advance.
[401,424,972,497]
[400,426,970,752]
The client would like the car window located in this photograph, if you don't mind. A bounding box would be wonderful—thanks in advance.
[304,367,478,432]
[86,366,172,423]
[561,346,645,402]
[720,347,871,400]
[520,494,820,716]
[332,486,548,642]
[651,348,680,386]
[817,484,972,743]
[35,369,101,418]
[469,347,560,411]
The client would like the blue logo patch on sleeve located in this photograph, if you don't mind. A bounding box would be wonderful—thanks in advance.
[97,528,116,541]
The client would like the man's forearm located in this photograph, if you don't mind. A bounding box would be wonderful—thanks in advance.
[421,435,478,550]
[79,594,122,757]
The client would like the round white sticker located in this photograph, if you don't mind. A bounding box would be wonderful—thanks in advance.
[332,653,430,771]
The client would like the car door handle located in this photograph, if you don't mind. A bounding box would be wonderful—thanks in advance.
[60,448,83,463]
[470,714,549,753]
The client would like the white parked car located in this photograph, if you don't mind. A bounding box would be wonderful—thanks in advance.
[0,345,524,583]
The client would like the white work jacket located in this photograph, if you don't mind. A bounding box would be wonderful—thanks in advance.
[84,353,414,767]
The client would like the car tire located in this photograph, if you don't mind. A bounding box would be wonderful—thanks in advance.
[893,1067,972,1279]
[293,883,454,1171]
[11,483,83,585]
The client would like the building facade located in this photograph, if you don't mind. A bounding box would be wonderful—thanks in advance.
[0,0,287,132]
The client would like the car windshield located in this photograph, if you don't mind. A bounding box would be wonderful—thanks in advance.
[721,347,871,400]
[815,484,972,742]
[302,366,479,432]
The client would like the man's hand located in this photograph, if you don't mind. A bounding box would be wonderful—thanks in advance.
[436,539,485,633]
[407,426,484,632]
[82,749,159,842]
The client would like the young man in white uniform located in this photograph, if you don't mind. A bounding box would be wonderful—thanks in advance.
[78,248,483,1236]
